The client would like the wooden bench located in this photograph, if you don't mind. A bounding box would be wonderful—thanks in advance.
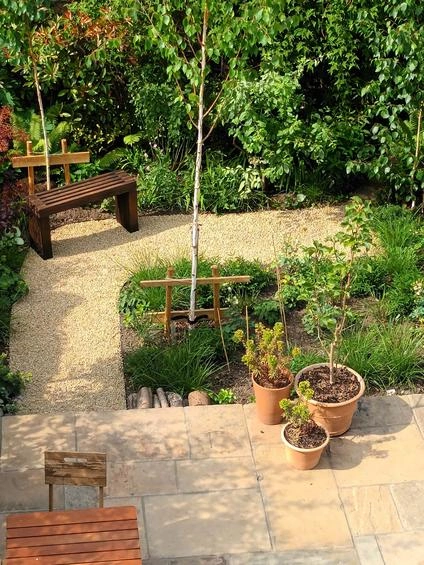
[12,140,139,259]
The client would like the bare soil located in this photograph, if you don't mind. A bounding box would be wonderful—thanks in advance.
[284,421,328,449]
[298,365,361,403]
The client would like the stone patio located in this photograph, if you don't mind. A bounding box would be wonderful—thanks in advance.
[1,395,424,564]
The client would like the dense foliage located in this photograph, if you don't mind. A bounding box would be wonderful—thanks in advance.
[0,0,422,209]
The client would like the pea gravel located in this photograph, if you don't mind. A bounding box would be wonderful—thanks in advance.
[10,207,344,414]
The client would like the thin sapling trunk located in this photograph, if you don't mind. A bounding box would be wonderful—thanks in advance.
[189,5,208,324]
[30,42,51,191]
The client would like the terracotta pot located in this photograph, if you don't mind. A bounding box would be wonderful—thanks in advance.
[252,374,293,425]
[295,363,365,437]
[281,423,330,470]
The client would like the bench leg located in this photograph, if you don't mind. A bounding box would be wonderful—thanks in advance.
[116,190,139,233]
[29,215,53,260]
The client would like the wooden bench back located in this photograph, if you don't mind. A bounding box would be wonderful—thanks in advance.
[45,451,107,511]
[12,139,90,194]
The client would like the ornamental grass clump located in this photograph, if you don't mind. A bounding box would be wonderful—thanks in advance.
[233,322,294,388]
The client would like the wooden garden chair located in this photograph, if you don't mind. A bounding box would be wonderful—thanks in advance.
[44,451,107,511]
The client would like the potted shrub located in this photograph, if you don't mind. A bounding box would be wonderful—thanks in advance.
[280,381,330,470]
[234,322,294,425]
[293,197,372,436]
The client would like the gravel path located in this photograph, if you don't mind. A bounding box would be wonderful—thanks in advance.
[10,207,345,414]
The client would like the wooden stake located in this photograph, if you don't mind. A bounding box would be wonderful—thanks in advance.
[26,141,35,195]
[211,265,221,327]
[61,139,71,185]
[165,267,174,337]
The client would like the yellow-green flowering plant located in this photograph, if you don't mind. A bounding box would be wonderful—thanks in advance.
[280,381,314,428]
[233,322,298,387]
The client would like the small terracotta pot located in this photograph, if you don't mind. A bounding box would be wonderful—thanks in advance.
[252,374,293,425]
[281,423,330,470]
[295,363,365,437]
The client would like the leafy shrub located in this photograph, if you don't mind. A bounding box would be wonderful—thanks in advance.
[182,152,267,213]
[368,207,424,318]
[0,353,29,414]
[339,323,424,390]
[124,326,221,396]
[0,227,28,344]
[252,299,281,326]
[209,388,236,404]
[136,151,184,212]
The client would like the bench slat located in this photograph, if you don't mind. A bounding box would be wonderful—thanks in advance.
[12,151,91,168]
[30,172,136,217]
[34,176,134,206]
[33,171,132,204]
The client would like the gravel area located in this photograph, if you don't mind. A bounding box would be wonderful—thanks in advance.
[10,206,345,414]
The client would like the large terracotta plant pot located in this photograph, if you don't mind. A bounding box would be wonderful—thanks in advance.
[295,363,365,437]
[252,375,293,425]
[281,423,330,470]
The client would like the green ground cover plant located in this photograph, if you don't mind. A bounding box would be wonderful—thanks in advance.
[0,353,29,414]
[124,326,223,397]
[339,323,424,390]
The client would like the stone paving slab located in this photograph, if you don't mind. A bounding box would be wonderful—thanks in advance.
[143,558,225,565]
[143,549,361,565]
[76,409,189,460]
[104,495,149,561]
[185,405,251,459]
[413,406,424,437]
[404,394,424,409]
[253,444,352,550]
[351,396,413,430]
[0,468,64,512]
[176,457,257,493]
[377,531,424,565]
[0,413,76,470]
[107,460,178,497]
[339,485,402,536]
[243,404,282,445]
[0,513,7,558]
[144,490,271,558]
[227,549,360,564]
[390,481,424,530]
[329,424,424,487]
[353,536,384,565]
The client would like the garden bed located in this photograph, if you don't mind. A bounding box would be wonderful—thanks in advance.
[120,205,424,408]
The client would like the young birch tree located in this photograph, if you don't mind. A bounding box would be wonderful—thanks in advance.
[141,0,281,324]
[0,1,54,189]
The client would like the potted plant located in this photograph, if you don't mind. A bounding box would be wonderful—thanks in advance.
[280,381,330,470]
[293,197,372,436]
[233,321,294,425]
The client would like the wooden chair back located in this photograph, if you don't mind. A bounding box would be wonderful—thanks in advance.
[12,139,90,194]
[45,451,107,511]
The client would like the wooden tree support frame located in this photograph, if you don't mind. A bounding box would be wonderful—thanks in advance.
[12,138,90,194]
[139,265,251,336]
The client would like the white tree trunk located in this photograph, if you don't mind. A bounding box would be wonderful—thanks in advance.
[32,60,51,190]
[189,6,208,324]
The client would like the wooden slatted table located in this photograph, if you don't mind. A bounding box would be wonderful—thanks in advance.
[5,506,142,564]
